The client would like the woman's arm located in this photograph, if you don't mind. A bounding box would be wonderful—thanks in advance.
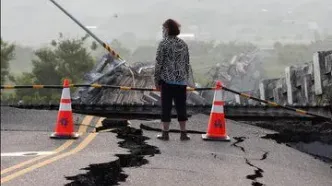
[185,45,190,81]
[154,42,164,88]
[184,44,194,87]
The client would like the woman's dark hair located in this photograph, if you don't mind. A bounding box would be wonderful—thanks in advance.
[163,19,181,36]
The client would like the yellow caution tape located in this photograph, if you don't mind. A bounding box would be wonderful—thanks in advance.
[267,101,279,107]
[240,93,251,99]
[295,109,307,115]
[3,85,15,89]
[91,84,102,88]
[120,86,131,90]
[33,85,44,88]
[104,44,120,59]
[105,45,111,52]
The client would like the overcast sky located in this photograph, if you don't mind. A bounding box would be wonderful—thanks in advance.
[1,0,331,48]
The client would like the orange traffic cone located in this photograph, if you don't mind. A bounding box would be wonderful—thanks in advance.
[50,79,79,139]
[202,81,230,141]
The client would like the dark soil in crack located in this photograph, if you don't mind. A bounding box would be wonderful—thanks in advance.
[64,120,160,186]
[245,158,265,186]
[242,119,332,164]
[231,136,247,152]
[95,118,129,132]
[230,136,267,185]
[260,152,269,160]
[307,153,332,164]
[246,120,332,144]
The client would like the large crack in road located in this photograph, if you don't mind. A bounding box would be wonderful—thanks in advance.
[260,152,269,160]
[140,122,271,186]
[64,120,160,186]
[262,133,332,164]
[241,119,332,164]
[231,136,247,153]
[245,158,264,186]
[231,136,268,186]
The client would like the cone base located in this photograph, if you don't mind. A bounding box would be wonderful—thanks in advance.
[50,132,79,139]
[202,134,231,141]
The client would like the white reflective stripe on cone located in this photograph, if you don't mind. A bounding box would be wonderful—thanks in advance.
[59,103,72,111]
[61,88,71,99]
[212,105,224,113]
[213,89,223,102]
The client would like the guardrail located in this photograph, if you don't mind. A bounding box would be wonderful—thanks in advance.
[1,82,331,121]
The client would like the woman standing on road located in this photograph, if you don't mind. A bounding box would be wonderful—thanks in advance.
[154,19,192,141]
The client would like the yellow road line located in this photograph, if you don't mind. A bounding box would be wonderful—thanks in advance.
[0,115,94,175]
[97,128,114,133]
[77,116,95,135]
[93,117,104,133]
[1,117,104,184]
[94,118,125,133]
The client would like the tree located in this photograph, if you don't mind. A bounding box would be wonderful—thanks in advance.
[32,48,61,85]
[52,35,95,83]
[11,33,96,101]
[13,72,36,100]
[1,38,15,84]
[31,48,63,98]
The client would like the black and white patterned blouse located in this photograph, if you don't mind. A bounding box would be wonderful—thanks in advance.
[154,36,190,86]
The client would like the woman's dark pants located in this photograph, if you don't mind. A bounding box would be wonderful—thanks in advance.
[160,82,188,122]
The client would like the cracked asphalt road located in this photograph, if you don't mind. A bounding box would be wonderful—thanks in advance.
[1,107,332,186]
[125,117,332,186]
